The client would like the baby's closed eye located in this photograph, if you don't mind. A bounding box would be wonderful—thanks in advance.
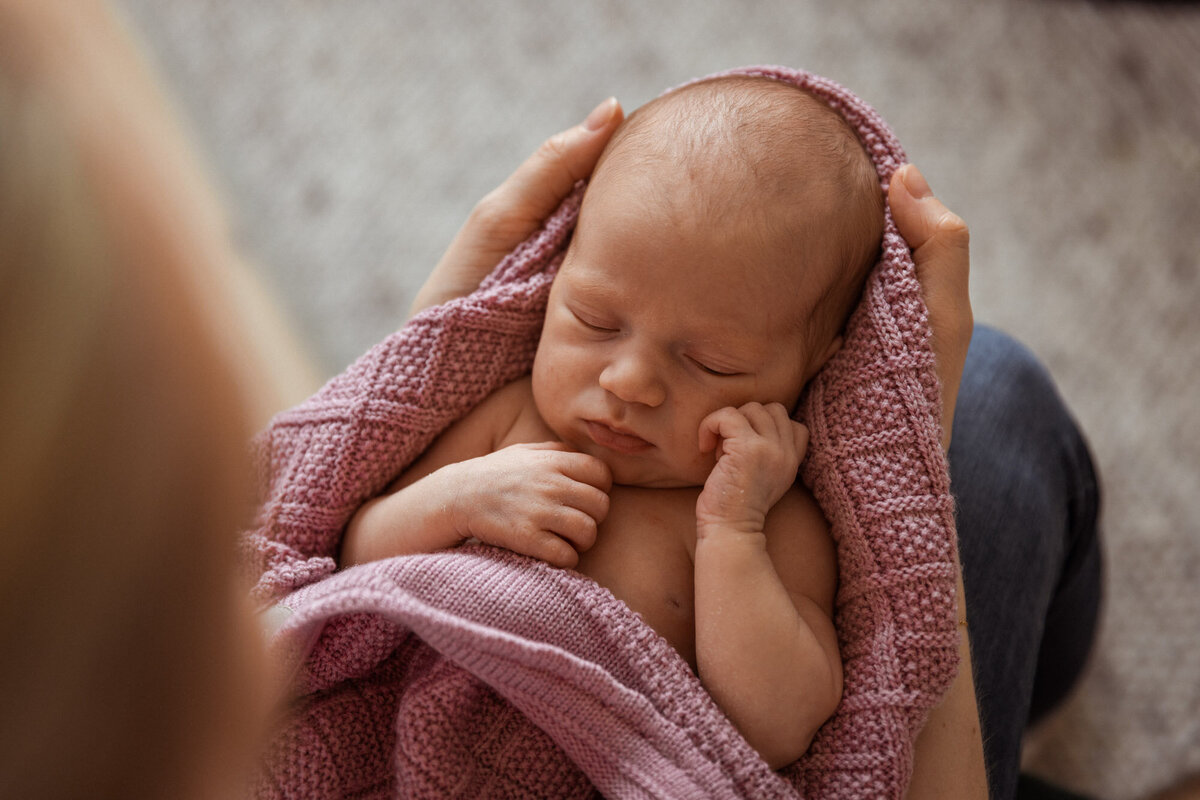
[571,308,617,333]
[687,355,743,377]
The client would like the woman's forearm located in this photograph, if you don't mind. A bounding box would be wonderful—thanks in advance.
[905,568,989,799]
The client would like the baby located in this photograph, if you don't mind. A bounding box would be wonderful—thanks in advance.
[343,75,884,768]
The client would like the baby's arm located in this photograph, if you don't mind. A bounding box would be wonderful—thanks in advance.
[342,379,612,568]
[693,403,842,770]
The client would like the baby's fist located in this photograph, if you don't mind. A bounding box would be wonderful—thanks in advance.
[696,403,808,537]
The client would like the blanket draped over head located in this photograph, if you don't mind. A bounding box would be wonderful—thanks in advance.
[243,66,960,799]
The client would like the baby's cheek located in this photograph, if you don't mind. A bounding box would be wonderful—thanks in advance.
[681,444,719,486]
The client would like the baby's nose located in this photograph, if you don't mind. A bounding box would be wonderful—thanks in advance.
[598,350,666,408]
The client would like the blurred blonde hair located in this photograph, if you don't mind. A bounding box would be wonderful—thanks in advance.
[0,15,269,799]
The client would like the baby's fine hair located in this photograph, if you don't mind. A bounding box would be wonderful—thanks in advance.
[598,75,885,344]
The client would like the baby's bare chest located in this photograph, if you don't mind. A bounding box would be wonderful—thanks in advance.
[574,486,700,668]
[500,389,701,666]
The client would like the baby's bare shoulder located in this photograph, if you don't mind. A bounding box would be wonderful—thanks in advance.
[397,376,534,483]
[488,376,563,447]
[457,375,535,446]
[482,374,534,414]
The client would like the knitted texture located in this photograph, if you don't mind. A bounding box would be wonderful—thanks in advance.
[245,66,959,799]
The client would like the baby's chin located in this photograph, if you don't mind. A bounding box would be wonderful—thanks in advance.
[603,453,712,490]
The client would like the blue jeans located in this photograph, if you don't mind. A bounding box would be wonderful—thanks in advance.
[949,326,1103,800]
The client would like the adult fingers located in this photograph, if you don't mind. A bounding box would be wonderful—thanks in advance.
[890,164,970,273]
[889,164,972,336]
[889,164,974,449]
[480,97,624,232]
[410,98,624,316]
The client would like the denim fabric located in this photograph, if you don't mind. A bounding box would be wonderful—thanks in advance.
[949,326,1103,800]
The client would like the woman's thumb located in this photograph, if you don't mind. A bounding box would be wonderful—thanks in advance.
[491,97,624,225]
[889,165,970,263]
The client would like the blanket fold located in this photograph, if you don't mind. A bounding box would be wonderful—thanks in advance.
[261,545,791,799]
[246,66,959,800]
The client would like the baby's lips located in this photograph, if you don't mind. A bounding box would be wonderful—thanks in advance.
[586,420,653,455]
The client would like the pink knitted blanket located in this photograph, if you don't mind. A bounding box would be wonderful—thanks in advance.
[244,66,959,799]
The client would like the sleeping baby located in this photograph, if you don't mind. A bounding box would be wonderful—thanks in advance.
[342,74,884,769]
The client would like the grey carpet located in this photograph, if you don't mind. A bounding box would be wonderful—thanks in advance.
[121,1,1200,797]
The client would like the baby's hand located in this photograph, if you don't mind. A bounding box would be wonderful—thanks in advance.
[445,442,611,568]
[695,403,809,538]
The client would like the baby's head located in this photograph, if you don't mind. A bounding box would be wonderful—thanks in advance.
[593,75,884,344]
[532,75,885,487]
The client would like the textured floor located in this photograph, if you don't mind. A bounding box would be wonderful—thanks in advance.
[121,1,1200,797]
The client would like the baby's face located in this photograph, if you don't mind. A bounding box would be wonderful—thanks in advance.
[531,161,837,488]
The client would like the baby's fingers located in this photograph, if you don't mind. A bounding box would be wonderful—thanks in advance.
[542,504,602,552]
[539,450,611,525]
[732,402,803,450]
[506,503,601,567]
[557,450,614,494]
[792,420,810,459]
[516,443,612,492]
[698,406,752,453]
[745,402,810,458]
[736,402,791,438]
[561,480,610,529]
[504,528,581,569]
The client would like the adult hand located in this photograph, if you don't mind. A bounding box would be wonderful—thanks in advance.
[409,97,625,316]
[888,165,973,451]
[890,166,987,798]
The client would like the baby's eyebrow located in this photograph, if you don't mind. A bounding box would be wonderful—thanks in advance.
[558,267,613,296]
[684,331,769,364]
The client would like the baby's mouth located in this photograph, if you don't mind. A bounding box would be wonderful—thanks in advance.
[585,420,652,455]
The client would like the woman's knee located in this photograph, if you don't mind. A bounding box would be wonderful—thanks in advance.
[953,325,1100,521]
[956,325,1065,438]
[949,325,1104,795]
[956,325,1099,503]
[950,324,1106,590]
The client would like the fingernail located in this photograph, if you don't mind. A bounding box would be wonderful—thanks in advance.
[583,97,618,131]
[901,165,933,199]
